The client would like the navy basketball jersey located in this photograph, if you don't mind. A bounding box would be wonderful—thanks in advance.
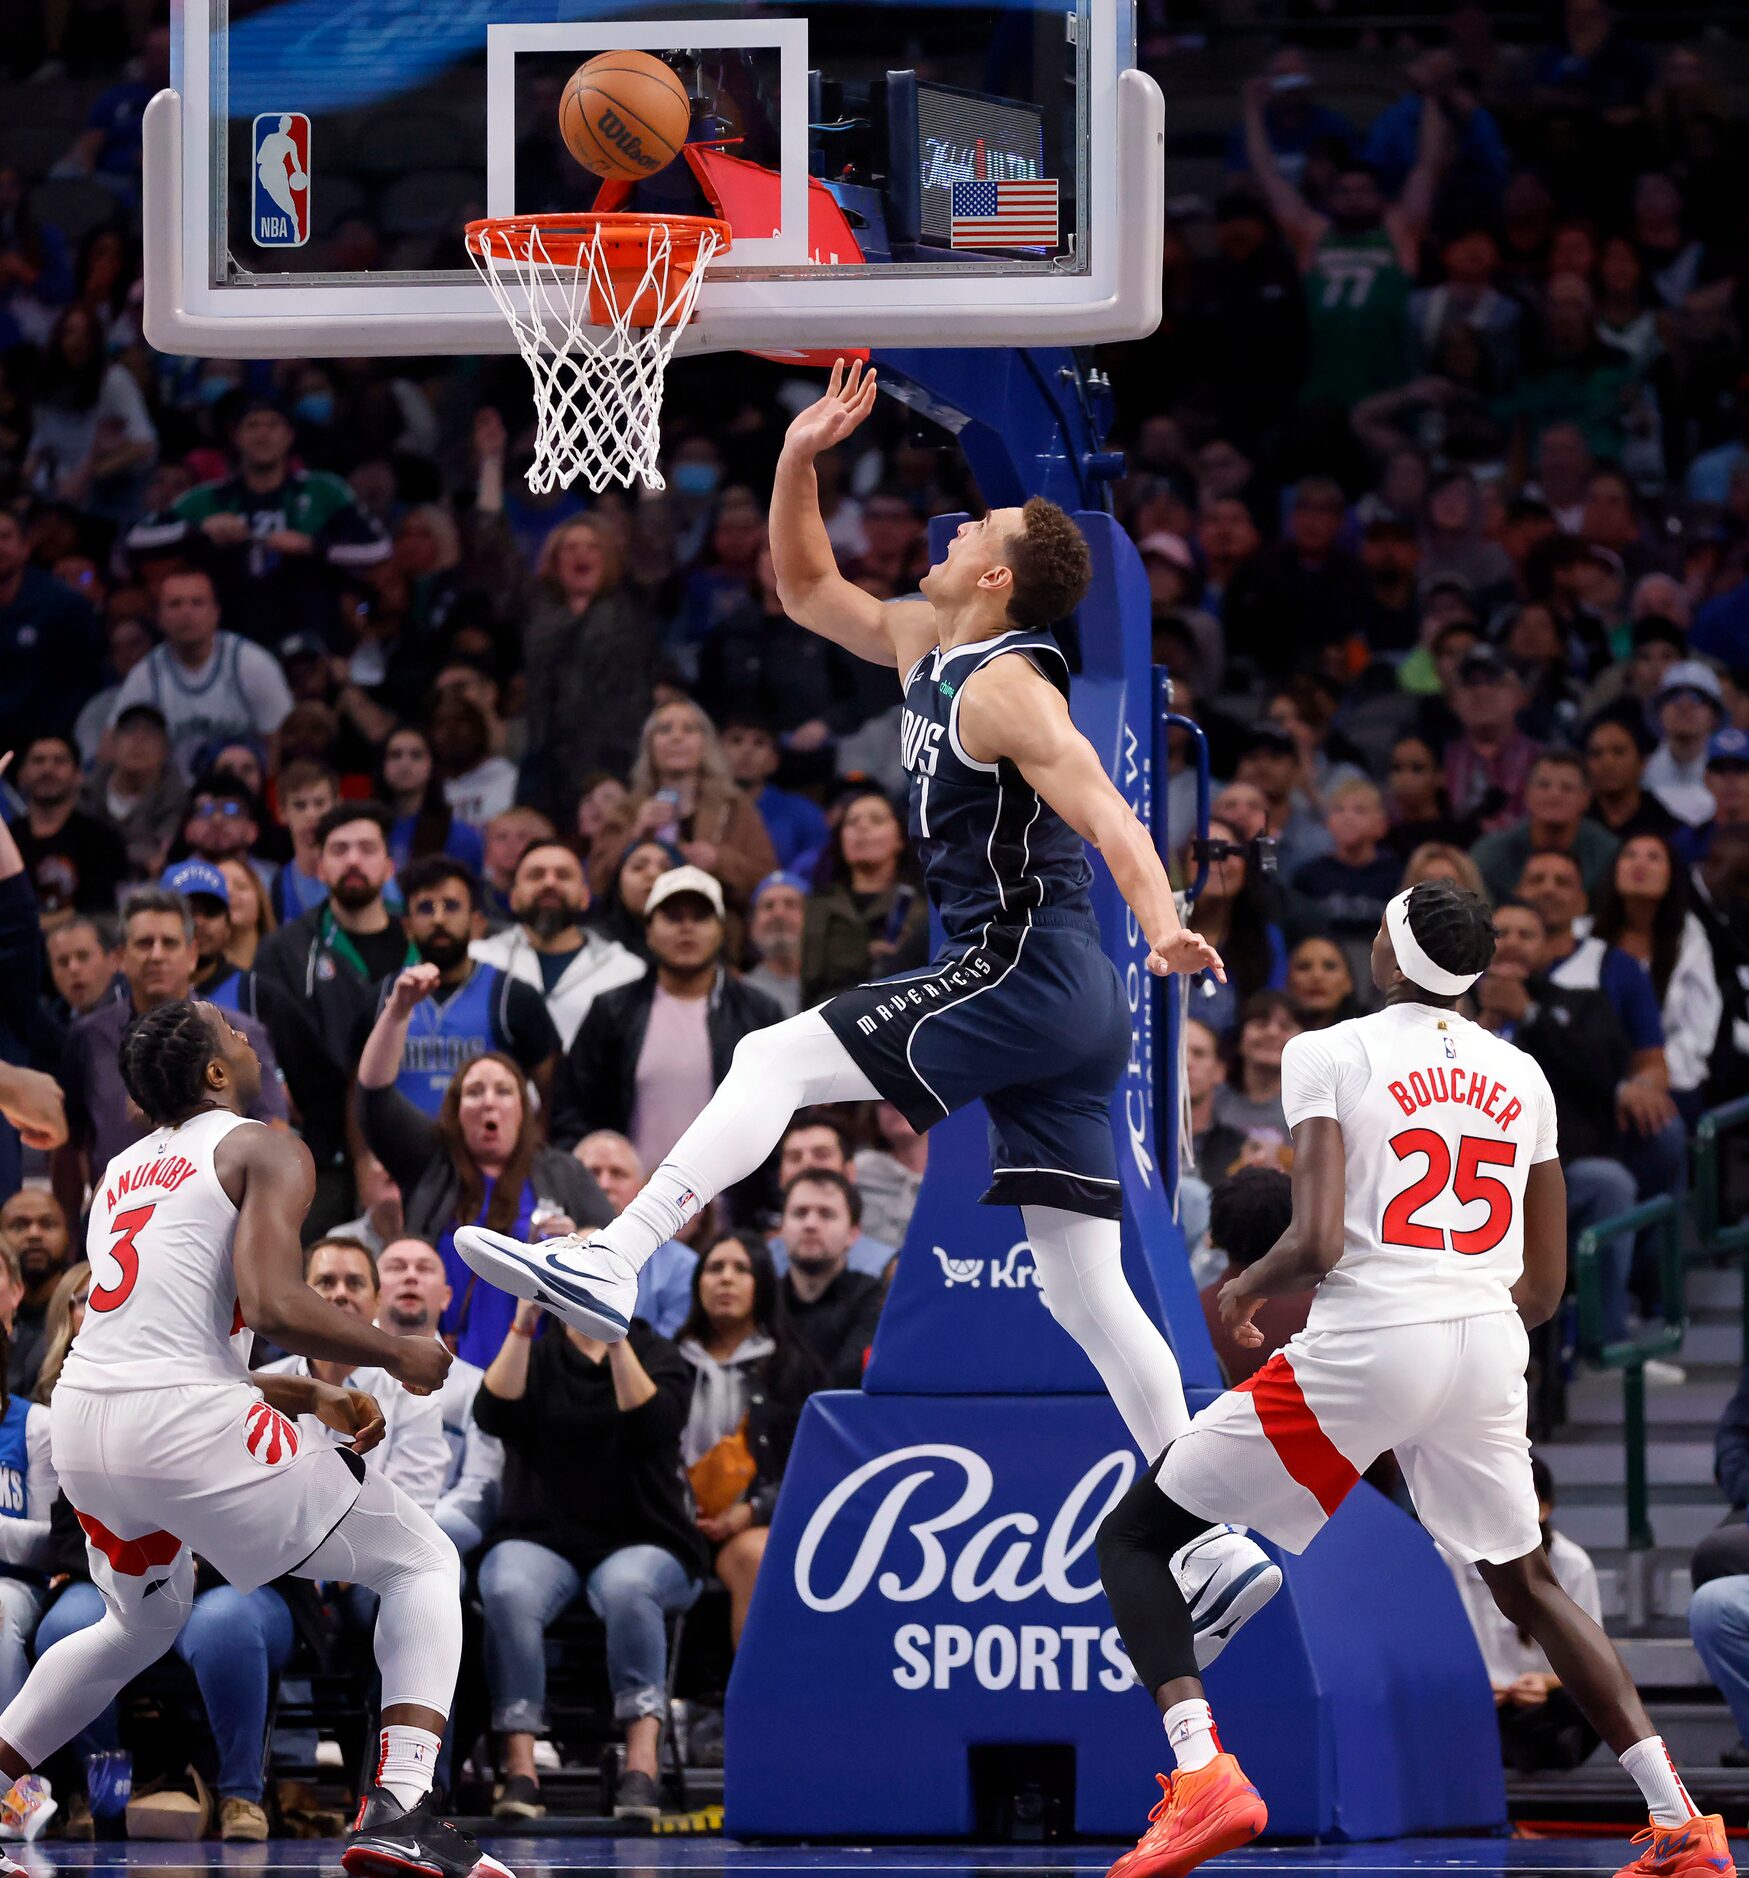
[897,630,1093,941]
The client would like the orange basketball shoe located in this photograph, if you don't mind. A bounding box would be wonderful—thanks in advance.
[1107,1754,1268,1878]
[1615,1815,1735,1878]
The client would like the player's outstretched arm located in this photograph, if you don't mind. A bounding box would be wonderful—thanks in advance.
[957,657,1225,981]
[1513,1160,1567,1329]
[222,1124,450,1395]
[770,359,936,676]
[1219,1115,1347,1345]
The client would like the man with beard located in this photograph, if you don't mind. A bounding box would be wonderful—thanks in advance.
[1242,66,1448,412]
[372,855,558,1117]
[8,734,127,927]
[256,802,412,1233]
[469,840,645,1051]
[0,1191,69,1395]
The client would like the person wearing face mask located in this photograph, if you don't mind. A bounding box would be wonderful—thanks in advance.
[357,975,611,1365]
[521,514,658,824]
[123,394,389,649]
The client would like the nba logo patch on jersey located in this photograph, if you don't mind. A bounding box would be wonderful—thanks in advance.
[243,1402,299,1467]
[251,114,310,248]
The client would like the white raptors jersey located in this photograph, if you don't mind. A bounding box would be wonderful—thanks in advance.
[64,1109,258,1395]
[1280,1003,1559,1334]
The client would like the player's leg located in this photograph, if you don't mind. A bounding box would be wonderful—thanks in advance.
[1479,1550,1731,1876]
[988,1069,1282,1666]
[1404,1315,1732,1878]
[0,1543,195,1794]
[294,1468,507,1878]
[456,1006,879,1336]
[1095,1459,1268,1878]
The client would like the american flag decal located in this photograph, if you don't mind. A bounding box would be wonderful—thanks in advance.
[949,179,1059,250]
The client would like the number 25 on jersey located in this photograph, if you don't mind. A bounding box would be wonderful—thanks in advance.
[1381,1132,1517,1256]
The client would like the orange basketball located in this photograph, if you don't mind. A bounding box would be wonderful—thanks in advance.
[561,51,691,182]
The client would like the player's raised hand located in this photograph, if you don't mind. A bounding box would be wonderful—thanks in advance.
[1148,928,1227,982]
[387,962,442,1018]
[386,1334,452,1397]
[782,357,879,460]
[311,1382,387,1454]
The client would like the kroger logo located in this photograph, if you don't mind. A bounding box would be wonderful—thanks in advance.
[791,1444,1139,1692]
[931,1240,1045,1297]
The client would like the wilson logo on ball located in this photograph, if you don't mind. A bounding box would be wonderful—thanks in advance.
[596,109,661,171]
[243,1403,298,1467]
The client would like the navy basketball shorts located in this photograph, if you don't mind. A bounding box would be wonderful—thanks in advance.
[821,908,1130,1219]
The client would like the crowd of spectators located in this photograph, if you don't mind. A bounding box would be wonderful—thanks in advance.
[5,0,1749,1831]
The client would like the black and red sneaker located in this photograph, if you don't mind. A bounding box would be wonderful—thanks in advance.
[342,1786,513,1878]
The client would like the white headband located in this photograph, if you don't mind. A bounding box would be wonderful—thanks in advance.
[1386,889,1482,998]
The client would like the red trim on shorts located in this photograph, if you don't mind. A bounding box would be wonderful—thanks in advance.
[74,1510,182,1577]
[1234,1352,1360,1515]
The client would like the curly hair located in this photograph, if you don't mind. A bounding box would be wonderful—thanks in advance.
[119,999,221,1127]
[1004,497,1092,630]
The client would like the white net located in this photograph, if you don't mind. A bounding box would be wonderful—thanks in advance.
[467,216,726,495]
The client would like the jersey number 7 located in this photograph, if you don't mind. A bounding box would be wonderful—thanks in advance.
[89,1203,155,1313]
[1381,1131,1517,1256]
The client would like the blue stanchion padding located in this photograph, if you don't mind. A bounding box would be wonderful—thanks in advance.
[726,1391,1505,1840]
[863,510,1219,1398]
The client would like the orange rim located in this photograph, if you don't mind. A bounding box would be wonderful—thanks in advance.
[465,211,732,276]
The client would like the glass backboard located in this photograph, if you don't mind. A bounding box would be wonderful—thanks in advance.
[144,0,1163,355]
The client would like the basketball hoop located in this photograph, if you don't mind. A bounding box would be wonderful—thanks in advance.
[465,212,731,494]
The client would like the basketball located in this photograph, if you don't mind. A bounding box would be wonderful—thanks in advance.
[560,51,691,182]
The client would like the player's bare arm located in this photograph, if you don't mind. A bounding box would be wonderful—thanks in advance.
[770,358,937,677]
[1219,1115,1347,1345]
[1512,1160,1567,1329]
[956,654,1225,981]
[255,1372,388,1455]
[219,1124,450,1395]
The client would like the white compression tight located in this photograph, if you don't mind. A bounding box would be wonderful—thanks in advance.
[0,1547,196,1768]
[1021,1205,1192,1455]
[294,1466,462,1715]
[597,1007,881,1267]
[0,1467,461,1773]
[596,1009,1191,1459]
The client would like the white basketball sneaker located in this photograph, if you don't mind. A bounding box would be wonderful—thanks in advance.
[453,1227,639,1341]
[1172,1525,1283,1670]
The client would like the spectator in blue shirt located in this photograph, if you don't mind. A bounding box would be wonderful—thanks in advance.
[1365,52,1511,219]
[719,717,828,871]
[53,23,168,194]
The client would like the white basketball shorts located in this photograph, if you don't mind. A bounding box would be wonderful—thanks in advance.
[1159,1310,1540,1565]
[50,1380,364,1594]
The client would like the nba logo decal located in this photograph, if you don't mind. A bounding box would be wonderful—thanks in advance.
[243,1402,299,1467]
[252,113,310,248]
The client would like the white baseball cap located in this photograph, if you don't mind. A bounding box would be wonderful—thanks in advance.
[644,864,725,920]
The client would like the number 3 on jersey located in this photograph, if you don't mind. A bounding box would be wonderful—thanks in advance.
[1381,1131,1517,1255]
[90,1202,155,1312]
